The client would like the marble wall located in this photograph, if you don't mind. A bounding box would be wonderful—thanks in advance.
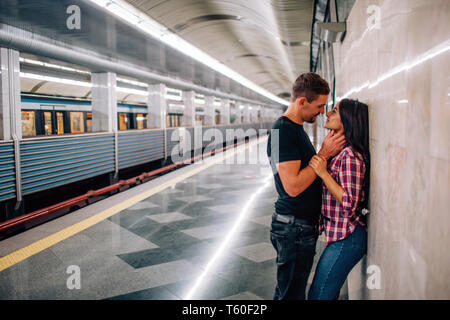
[322,0,450,299]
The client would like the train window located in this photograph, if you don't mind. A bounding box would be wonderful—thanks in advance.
[70,112,85,133]
[144,114,148,128]
[21,111,36,137]
[136,113,145,130]
[57,112,64,134]
[166,114,180,128]
[118,113,127,131]
[44,112,52,135]
[195,114,205,126]
[215,114,220,125]
[86,112,92,132]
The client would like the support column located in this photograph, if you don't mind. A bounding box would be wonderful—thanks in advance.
[148,84,167,129]
[235,104,242,124]
[220,98,230,125]
[182,90,195,127]
[263,108,271,122]
[271,109,278,121]
[243,104,251,123]
[204,96,215,126]
[0,48,23,214]
[276,109,281,120]
[256,106,261,123]
[0,48,21,140]
[252,106,259,123]
[91,72,117,133]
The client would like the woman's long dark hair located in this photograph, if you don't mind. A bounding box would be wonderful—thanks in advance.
[338,99,370,211]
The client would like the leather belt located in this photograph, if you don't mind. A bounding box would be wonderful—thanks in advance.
[272,213,312,226]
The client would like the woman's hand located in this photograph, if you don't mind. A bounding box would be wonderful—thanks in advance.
[309,155,327,178]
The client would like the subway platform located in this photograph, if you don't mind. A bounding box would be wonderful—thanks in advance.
[0,137,334,300]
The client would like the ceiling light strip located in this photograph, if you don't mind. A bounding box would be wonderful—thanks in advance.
[21,72,148,96]
[88,0,289,106]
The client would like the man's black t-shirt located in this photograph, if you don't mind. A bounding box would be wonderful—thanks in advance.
[267,116,322,224]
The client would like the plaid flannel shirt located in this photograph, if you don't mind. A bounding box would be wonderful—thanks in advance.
[319,146,367,245]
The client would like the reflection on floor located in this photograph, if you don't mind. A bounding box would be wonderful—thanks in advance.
[0,140,347,300]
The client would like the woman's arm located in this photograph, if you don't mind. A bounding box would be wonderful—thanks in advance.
[320,170,345,203]
[310,153,365,213]
[309,156,344,203]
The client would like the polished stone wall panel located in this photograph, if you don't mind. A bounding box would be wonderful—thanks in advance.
[322,0,450,299]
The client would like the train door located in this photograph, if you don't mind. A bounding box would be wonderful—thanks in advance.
[136,113,145,129]
[43,111,53,135]
[44,107,64,135]
[56,112,65,134]
[168,114,181,127]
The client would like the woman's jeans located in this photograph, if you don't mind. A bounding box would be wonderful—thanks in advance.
[270,214,318,300]
[308,224,367,300]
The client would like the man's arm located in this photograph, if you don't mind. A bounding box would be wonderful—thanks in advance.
[277,160,317,197]
[277,131,345,197]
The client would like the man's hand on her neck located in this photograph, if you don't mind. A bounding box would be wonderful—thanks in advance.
[318,130,346,160]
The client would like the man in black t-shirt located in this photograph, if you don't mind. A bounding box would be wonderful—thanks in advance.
[267,73,345,300]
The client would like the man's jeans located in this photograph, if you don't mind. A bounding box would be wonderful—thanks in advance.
[308,224,367,300]
[270,213,318,300]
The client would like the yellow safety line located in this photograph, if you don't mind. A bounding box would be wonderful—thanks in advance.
[0,137,267,272]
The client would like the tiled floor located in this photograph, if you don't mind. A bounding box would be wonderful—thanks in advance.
[0,140,347,300]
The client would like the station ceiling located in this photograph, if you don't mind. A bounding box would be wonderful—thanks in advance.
[125,0,313,99]
[0,0,314,105]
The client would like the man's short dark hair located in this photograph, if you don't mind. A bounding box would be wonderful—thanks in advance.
[291,73,330,103]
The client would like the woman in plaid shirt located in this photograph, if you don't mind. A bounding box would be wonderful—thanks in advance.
[307,99,370,300]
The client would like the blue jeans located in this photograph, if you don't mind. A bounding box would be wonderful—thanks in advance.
[308,224,367,300]
[270,214,318,300]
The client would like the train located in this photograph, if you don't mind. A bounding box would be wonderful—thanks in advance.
[20,94,189,137]
[0,93,270,229]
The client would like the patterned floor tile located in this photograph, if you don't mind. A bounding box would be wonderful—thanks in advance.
[206,204,242,214]
[127,201,160,210]
[146,212,193,224]
[107,286,180,300]
[249,215,272,227]
[232,243,277,263]
[221,291,264,300]
[197,183,225,189]
[177,195,215,203]
[2,140,331,300]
